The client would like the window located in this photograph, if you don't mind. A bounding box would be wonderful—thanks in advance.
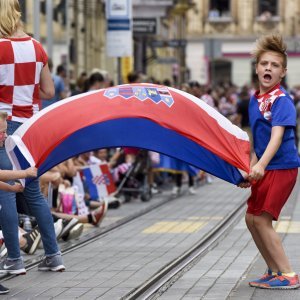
[209,0,231,18]
[54,0,66,26]
[210,59,232,86]
[258,0,278,19]
[40,0,66,26]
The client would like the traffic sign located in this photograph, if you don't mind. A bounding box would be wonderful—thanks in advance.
[133,18,157,35]
[150,39,187,48]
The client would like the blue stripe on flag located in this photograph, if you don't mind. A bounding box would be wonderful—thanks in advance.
[82,167,99,200]
[37,118,244,185]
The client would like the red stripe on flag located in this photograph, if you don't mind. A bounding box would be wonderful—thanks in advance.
[21,86,250,172]
[99,164,116,194]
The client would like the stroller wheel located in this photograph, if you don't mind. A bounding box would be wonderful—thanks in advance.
[140,191,151,202]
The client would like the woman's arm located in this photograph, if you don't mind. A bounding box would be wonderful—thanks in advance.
[39,64,55,99]
[0,181,23,192]
[0,167,37,181]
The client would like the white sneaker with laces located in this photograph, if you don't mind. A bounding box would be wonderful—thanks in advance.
[0,258,26,275]
[38,254,65,272]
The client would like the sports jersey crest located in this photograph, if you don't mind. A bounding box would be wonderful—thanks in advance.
[257,88,285,121]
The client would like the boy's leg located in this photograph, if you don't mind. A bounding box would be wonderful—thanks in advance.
[253,212,292,273]
[245,213,278,272]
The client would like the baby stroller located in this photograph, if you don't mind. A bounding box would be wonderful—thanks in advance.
[115,149,152,202]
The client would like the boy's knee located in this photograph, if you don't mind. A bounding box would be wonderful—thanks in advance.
[252,214,271,229]
[245,213,254,228]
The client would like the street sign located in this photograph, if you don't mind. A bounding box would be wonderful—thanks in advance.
[107,19,130,31]
[150,39,187,48]
[106,0,133,57]
[168,39,187,47]
[133,18,157,35]
[107,0,130,18]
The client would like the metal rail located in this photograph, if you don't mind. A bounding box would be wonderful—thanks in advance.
[1,188,247,299]
[122,198,247,300]
[12,193,176,273]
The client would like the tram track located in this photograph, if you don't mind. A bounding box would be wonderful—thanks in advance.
[1,186,248,298]
[6,192,177,275]
[121,196,248,300]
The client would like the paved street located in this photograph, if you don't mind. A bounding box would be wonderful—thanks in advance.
[1,177,300,299]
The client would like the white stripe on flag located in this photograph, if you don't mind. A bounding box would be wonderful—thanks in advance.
[90,164,108,197]
[169,87,249,142]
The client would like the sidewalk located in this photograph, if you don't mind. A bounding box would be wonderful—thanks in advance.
[0,179,249,299]
[158,178,300,300]
[230,179,300,299]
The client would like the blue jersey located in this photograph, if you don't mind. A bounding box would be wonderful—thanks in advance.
[249,84,300,170]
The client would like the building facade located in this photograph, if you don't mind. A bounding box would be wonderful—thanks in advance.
[22,0,179,84]
[186,0,300,88]
[20,0,300,88]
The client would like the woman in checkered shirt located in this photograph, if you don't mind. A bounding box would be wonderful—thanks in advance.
[0,0,65,290]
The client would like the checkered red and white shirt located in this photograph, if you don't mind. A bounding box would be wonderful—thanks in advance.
[0,36,48,123]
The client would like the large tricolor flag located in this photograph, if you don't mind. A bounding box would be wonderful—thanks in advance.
[80,163,116,200]
[5,84,250,185]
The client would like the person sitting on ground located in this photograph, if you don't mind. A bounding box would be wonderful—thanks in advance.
[0,226,41,257]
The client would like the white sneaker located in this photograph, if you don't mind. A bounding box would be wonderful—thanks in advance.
[151,187,159,195]
[188,187,197,195]
[206,175,213,184]
[54,219,64,239]
[64,223,84,241]
[171,186,180,195]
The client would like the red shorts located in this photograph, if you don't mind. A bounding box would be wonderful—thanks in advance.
[246,168,298,220]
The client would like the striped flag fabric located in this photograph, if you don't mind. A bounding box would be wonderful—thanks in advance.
[80,163,116,200]
[5,83,250,186]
